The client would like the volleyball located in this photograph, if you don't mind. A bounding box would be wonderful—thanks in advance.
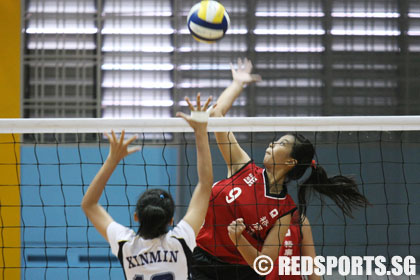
[187,1,230,43]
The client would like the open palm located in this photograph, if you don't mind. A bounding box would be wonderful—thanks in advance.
[231,58,262,85]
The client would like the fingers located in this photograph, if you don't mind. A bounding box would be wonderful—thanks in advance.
[196,93,201,111]
[229,218,245,227]
[104,132,111,142]
[124,134,138,146]
[108,131,138,146]
[237,57,243,69]
[185,97,195,111]
[111,130,117,143]
[244,58,252,73]
[228,218,246,238]
[230,62,236,77]
[184,93,212,112]
[119,130,125,145]
[127,146,141,155]
[176,111,190,121]
[202,96,212,111]
[251,74,262,82]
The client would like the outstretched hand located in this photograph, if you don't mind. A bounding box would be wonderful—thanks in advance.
[176,93,212,131]
[104,130,141,163]
[231,58,262,86]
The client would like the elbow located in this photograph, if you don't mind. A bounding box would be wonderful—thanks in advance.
[198,178,213,193]
[200,171,213,188]
[204,174,214,188]
[81,198,91,213]
[81,200,87,212]
[201,178,213,191]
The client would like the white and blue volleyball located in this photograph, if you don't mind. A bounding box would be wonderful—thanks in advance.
[187,1,230,43]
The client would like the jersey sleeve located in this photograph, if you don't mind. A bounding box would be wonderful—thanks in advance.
[171,220,196,251]
[106,221,135,256]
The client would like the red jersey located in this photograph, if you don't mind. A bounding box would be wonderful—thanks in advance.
[196,161,297,265]
[267,212,304,280]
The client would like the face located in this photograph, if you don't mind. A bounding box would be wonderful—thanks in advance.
[263,135,297,172]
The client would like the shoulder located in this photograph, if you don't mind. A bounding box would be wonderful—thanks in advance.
[107,222,136,245]
[170,220,196,251]
[106,222,136,256]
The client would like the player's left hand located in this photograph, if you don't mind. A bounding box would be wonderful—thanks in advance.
[176,93,212,132]
[105,130,140,164]
[228,218,246,242]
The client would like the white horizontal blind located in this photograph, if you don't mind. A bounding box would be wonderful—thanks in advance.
[23,0,420,119]
[25,0,98,118]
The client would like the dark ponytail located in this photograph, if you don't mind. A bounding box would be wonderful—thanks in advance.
[298,165,369,218]
[285,133,369,218]
[136,189,175,239]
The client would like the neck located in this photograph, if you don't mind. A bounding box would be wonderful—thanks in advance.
[266,169,285,194]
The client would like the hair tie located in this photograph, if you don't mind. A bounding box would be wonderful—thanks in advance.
[159,194,165,199]
[311,160,317,169]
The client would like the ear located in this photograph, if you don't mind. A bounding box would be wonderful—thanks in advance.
[286,158,298,166]
[169,217,174,226]
[134,212,139,222]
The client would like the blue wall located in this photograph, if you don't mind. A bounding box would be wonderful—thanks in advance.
[178,137,420,268]
[19,134,420,279]
[20,145,178,280]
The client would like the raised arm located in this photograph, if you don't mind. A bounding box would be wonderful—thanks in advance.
[81,131,140,241]
[210,58,261,177]
[212,58,262,116]
[177,94,214,236]
[227,214,291,268]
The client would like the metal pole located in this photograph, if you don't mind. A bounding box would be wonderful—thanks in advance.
[95,0,104,118]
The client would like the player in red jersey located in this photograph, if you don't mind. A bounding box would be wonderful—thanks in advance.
[192,58,369,280]
[243,211,320,280]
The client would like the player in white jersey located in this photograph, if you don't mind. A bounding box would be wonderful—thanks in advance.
[81,93,213,280]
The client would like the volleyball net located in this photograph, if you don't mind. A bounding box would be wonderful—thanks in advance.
[0,117,419,279]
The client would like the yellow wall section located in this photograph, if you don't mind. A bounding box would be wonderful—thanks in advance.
[0,0,21,279]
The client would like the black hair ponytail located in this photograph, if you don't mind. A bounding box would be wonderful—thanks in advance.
[136,189,175,239]
[298,165,369,218]
[285,133,369,219]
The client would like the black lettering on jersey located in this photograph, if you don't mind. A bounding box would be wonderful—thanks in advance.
[126,250,179,269]
[139,252,149,265]
[149,251,162,263]
[169,251,178,263]
[163,250,168,262]
[126,256,136,269]
[132,255,140,266]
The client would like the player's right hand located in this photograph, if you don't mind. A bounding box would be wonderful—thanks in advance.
[231,58,262,87]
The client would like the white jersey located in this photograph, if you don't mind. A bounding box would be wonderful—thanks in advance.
[107,220,196,280]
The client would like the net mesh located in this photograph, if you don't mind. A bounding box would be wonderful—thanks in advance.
[0,120,419,279]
